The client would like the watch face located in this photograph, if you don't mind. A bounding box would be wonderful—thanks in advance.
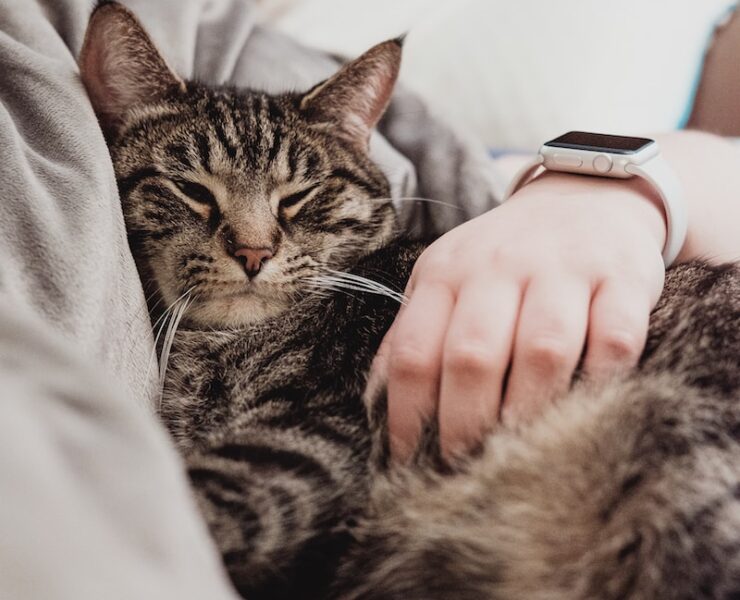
[545,131,654,155]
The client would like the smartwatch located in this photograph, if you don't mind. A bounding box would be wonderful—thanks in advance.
[504,131,687,267]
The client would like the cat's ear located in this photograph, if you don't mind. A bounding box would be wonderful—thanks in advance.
[79,1,186,136]
[299,38,403,150]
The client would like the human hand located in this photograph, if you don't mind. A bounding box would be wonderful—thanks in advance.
[373,172,667,462]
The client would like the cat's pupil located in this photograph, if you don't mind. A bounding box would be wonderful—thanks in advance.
[175,179,217,205]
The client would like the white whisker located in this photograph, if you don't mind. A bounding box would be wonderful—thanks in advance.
[141,287,194,407]
[370,196,464,212]
[310,269,408,306]
[328,270,405,293]
[311,283,362,302]
[158,294,193,407]
[142,307,174,405]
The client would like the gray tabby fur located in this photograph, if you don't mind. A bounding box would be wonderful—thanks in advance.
[80,3,740,599]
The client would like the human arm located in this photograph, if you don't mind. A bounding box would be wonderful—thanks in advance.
[379,130,740,462]
[659,130,740,264]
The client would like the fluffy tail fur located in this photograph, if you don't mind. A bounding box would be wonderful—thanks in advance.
[335,262,740,599]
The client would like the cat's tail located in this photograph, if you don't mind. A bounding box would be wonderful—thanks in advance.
[334,374,740,599]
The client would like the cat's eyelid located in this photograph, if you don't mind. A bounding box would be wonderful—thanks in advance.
[279,183,319,211]
[172,178,218,206]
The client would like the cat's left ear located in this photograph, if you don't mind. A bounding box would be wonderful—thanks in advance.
[299,38,403,150]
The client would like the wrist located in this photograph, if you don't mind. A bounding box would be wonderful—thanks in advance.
[654,131,740,264]
[519,170,668,252]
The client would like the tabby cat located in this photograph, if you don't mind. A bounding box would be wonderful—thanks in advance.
[80,3,740,599]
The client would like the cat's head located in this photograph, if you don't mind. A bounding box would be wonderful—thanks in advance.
[79,1,401,328]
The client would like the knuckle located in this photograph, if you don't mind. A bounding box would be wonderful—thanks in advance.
[522,336,574,374]
[389,346,437,380]
[415,251,452,277]
[374,335,392,360]
[444,342,497,376]
[624,267,657,294]
[599,330,643,363]
[488,244,520,268]
[613,253,664,291]
[486,245,530,279]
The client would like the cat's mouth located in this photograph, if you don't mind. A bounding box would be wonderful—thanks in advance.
[183,285,292,328]
[205,286,274,309]
[223,284,265,300]
[190,276,271,299]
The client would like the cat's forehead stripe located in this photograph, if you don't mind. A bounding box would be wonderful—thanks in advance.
[194,131,212,174]
[113,80,396,329]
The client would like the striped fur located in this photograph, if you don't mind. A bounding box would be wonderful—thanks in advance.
[112,82,397,329]
[164,242,421,599]
[82,4,740,599]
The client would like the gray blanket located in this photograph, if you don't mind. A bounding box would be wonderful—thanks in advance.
[0,0,500,597]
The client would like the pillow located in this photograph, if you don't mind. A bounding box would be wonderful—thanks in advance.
[265,0,737,150]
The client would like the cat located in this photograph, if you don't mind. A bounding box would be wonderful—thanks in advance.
[80,3,740,599]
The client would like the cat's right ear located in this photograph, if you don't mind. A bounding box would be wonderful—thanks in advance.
[79,1,186,137]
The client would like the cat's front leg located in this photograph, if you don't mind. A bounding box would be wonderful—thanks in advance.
[185,419,370,600]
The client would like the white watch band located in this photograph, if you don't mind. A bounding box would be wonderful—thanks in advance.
[503,152,687,267]
[625,155,687,267]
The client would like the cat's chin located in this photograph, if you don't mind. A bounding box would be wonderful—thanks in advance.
[184,293,290,329]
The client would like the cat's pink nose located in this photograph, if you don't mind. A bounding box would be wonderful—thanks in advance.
[233,247,273,279]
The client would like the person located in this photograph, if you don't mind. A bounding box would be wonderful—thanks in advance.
[0,1,738,598]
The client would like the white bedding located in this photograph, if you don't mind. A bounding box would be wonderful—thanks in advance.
[263,0,738,149]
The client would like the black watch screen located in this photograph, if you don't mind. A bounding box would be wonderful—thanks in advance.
[544,131,654,155]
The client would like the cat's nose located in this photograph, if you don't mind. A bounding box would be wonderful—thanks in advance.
[233,247,273,279]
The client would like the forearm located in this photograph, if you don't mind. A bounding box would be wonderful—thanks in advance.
[655,131,740,264]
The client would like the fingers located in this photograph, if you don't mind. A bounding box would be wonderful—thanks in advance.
[438,279,520,459]
[583,280,651,379]
[365,319,397,407]
[502,277,591,426]
[387,281,455,462]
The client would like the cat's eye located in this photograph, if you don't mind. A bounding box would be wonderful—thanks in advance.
[279,184,318,210]
[174,179,217,206]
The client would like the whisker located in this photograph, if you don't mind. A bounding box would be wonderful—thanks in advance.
[119,277,163,383]
[306,282,362,303]
[351,265,405,291]
[327,270,404,293]
[142,306,174,406]
[142,287,195,404]
[368,196,464,212]
[309,269,408,306]
[158,294,193,408]
[304,286,333,300]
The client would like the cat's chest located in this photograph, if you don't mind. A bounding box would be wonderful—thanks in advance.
[160,328,315,441]
[158,271,407,447]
